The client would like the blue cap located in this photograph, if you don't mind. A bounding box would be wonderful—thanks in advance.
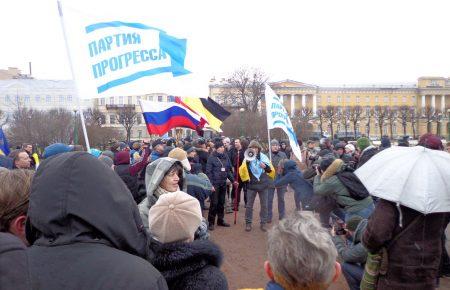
[43,143,73,159]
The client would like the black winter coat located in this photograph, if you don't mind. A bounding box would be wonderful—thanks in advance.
[357,146,378,168]
[0,233,31,290]
[150,240,228,290]
[26,152,168,290]
[114,164,139,202]
[206,151,234,186]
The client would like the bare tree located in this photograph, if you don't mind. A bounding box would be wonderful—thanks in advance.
[0,109,8,128]
[218,67,268,112]
[373,106,388,138]
[117,106,138,142]
[316,107,326,138]
[292,107,314,139]
[433,109,444,136]
[365,107,373,138]
[386,107,398,140]
[339,107,351,139]
[398,105,409,137]
[323,106,339,139]
[408,107,419,139]
[348,106,364,139]
[422,106,436,133]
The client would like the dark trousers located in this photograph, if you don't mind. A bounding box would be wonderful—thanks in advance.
[342,262,364,290]
[208,184,226,225]
[231,181,247,207]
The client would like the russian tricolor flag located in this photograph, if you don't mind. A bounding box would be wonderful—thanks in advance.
[139,99,206,136]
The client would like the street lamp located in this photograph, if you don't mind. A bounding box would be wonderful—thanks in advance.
[73,109,78,145]
[239,107,245,137]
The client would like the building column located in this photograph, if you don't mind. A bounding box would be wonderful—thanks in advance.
[279,94,284,104]
[313,94,317,116]
[431,95,436,110]
[441,95,446,112]
[302,94,306,108]
[291,94,295,117]
[421,95,426,109]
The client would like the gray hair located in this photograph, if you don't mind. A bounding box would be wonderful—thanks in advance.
[267,211,337,287]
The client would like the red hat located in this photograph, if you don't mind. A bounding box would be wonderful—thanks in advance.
[418,133,444,150]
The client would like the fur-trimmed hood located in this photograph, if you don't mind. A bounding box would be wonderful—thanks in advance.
[321,158,344,181]
[150,240,228,290]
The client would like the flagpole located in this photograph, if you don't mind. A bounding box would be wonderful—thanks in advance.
[57,0,91,152]
[265,86,272,162]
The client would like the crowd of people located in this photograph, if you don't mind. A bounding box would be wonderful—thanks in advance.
[0,133,449,290]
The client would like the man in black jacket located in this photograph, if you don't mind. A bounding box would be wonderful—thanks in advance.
[206,141,236,231]
[26,152,168,290]
[228,138,247,209]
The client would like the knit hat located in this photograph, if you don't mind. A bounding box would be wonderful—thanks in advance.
[186,146,197,154]
[344,144,356,153]
[152,139,164,149]
[381,136,391,148]
[356,137,371,151]
[43,143,73,159]
[118,142,127,151]
[89,148,102,158]
[248,140,262,150]
[335,142,346,150]
[148,191,202,244]
[168,148,191,171]
[270,139,279,146]
[418,133,444,150]
[346,216,363,232]
[214,141,224,149]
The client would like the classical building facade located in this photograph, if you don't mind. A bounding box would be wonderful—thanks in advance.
[209,76,450,139]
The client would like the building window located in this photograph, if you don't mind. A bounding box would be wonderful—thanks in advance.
[119,96,124,105]
[59,95,65,102]
[46,95,52,102]
[24,95,30,103]
[402,96,406,103]
[337,96,341,103]
[137,115,142,124]
[374,96,379,104]
[327,96,332,104]
[67,95,73,102]
[109,97,114,105]
[365,96,370,103]
[148,96,153,101]
[100,115,106,125]
[412,96,416,103]
[128,96,133,104]
[110,115,116,124]
[393,123,397,135]
[384,96,389,104]
[366,107,371,116]
[136,96,141,103]
[393,96,397,104]
[167,95,175,102]
[317,96,321,104]
[356,96,360,103]
[346,96,351,103]
[35,95,40,102]
[100,98,105,105]
[158,95,163,102]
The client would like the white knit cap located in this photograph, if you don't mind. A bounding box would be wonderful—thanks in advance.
[168,148,191,171]
[345,144,356,153]
[148,191,202,244]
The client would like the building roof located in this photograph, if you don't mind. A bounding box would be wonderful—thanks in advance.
[0,79,76,90]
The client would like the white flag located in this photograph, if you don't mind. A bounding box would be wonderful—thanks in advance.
[58,2,194,99]
[265,84,303,162]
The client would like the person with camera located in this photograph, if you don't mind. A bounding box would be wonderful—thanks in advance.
[331,216,368,290]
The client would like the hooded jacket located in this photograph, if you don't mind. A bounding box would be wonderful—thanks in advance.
[26,152,167,290]
[356,145,378,168]
[313,159,372,214]
[150,239,228,290]
[0,232,31,290]
[273,160,313,202]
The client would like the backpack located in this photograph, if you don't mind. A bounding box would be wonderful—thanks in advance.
[336,169,370,201]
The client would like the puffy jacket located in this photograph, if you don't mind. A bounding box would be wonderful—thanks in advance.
[273,160,313,201]
[206,151,234,186]
[313,159,373,214]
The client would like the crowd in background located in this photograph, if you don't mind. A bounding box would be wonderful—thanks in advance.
[1,132,450,290]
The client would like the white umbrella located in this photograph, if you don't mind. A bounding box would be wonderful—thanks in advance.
[355,146,450,214]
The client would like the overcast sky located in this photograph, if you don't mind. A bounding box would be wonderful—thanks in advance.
[1,0,449,96]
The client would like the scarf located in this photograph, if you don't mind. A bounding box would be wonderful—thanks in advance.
[154,186,173,198]
[249,152,270,181]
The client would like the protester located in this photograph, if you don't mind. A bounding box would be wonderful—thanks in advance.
[148,191,228,290]
[267,139,288,223]
[22,143,36,168]
[0,169,34,245]
[130,141,142,163]
[0,232,31,290]
[313,158,374,222]
[355,137,377,168]
[114,143,150,203]
[194,138,209,173]
[8,150,32,169]
[279,140,291,159]
[274,160,313,211]
[228,138,247,208]
[239,140,273,232]
[42,143,73,159]
[26,152,168,290]
[263,211,341,290]
[379,136,391,150]
[206,141,236,230]
[418,133,445,150]
[303,140,319,168]
[151,139,165,161]
[331,216,368,290]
